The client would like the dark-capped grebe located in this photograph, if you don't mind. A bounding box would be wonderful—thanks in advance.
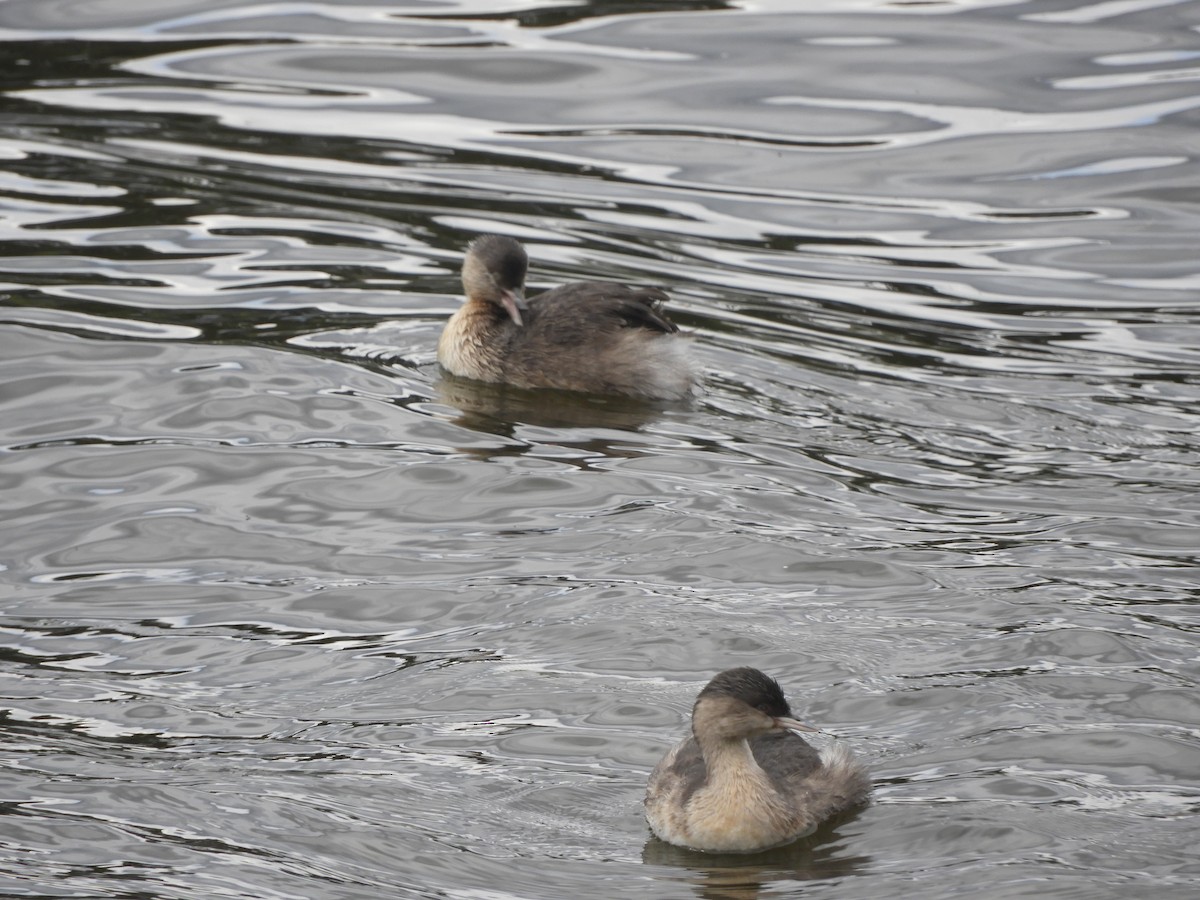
[437,235,696,400]
[645,667,870,853]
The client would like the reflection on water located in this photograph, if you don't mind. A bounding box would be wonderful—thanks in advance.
[436,374,682,434]
[2,1,1200,898]
[642,807,873,899]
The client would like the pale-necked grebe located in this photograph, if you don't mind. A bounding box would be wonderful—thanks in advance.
[645,667,870,853]
[437,235,696,400]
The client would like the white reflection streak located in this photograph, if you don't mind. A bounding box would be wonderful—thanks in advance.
[3,307,202,340]
[763,93,1200,148]
[1024,0,1194,24]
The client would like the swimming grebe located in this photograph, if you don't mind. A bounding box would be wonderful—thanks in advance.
[437,235,696,400]
[645,667,870,853]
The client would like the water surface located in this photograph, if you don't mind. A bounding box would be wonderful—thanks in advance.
[2,1,1199,898]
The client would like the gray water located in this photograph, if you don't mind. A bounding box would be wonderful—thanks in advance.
[2,1,1199,897]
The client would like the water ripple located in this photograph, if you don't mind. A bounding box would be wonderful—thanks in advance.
[2,2,1199,898]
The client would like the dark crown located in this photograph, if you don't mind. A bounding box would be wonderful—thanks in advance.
[698,667,792,718]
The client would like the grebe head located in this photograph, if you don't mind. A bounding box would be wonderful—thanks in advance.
[462,234,529,326]
[692,667,818,743]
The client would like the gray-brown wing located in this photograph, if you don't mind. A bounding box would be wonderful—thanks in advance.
[658,736,708,807]
[524,283,679,343]
[750,731,822,796]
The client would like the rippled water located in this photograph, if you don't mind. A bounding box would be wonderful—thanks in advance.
[2,1,1199,897]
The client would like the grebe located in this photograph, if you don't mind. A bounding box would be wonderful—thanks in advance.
[437,235,696,400]
[645,667,870,853]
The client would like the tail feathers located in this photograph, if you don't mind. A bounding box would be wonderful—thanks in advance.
[809,743,872,819]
